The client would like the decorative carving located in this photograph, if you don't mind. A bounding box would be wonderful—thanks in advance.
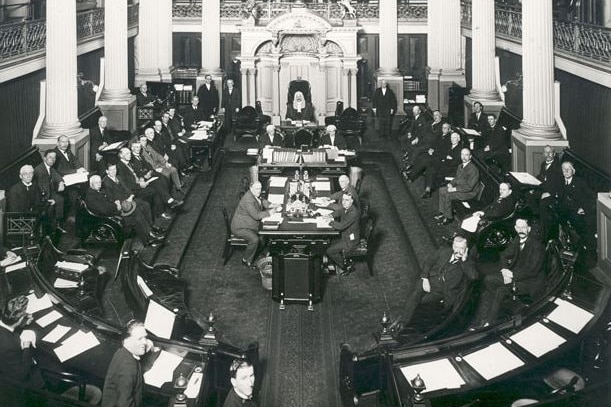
[281,35,319,55]
[338,0,356,20]
[325,41,344,56]
[255,40,274,56]
[242,0,260,22]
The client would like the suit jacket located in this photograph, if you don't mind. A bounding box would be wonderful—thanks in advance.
[222,87,241,112]
[197,83,220,118]
[372,87,397,116]
[6,182,43,212]
[83,188,120,217]
[259,132,284,148]
[115,160,141,194]
[558,176,595,214]
[481,193,517,221]
[421,246,477,306]
[0,325,43,388]
[483,124,509,155]
[102,347,144,407]
[53,147,83,176]
[537,157,563,195]
[330,204,360,251]
[183,105,206,130]
[136,91,155,107]
[319,133,347,150]
[141,144,167,169]
[468,112,489,133]
[103,176,132,202]
[222,389,257,407]
[150,131,170,155]
[286,103,315,122]
[130,155,155,178]
[231,190,271,233]
[500,236,546,298]
[408,114,430,141]
[329,185,360,208]
[452,161,480,197]
[90,126,112,160]
[418,120,443,150]
[33,162,63,196]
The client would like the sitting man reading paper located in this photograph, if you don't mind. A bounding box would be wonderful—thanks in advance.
[324,192,360,276]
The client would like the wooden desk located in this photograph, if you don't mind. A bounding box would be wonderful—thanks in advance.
[256,147,352,182]
[185,120,223,168]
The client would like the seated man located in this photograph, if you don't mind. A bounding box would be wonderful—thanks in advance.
[0,295,45,389]
[400,105,429,160]
[325,174,359,210]
[434,148,480,225]
[419,235,477,308]
[7,165,45,213]
[473,218,545,328]
[403,110,441,167]
[161,110,192,173]
[285,91,314,122]
[84,175,164,247]
[89,115,112,175]
[325,192,360,276]
[139,132,182,192]
[479,114,510,171]
[319,125,347,150]
[135,83,155,107]
[231,182,280,268]
[403,122,450,183]
[183,96,206,131]
[53,135,88,219]
[33,150,66,232]
[223,359,256,407]
[259,125,284,148]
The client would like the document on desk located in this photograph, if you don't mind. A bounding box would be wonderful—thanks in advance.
[136,275,153,298]
[54,278,78,288]
[26,293,53,314]
[54,330,100,362]
[463,342,524,380]
[314,208,333,217]
[5,260,26,273]
[510,322,566,357]
[461,214,480,233]
[145,299,176,339]
[315,217,333,229]
[509,171,541,186]
[102,141,125,151]
[312,197,331,207]
[546,298,594,334]
[263,212,283,223]
[143,350,183,388]
[184,371,204,398]
[338,150,356,156]
[267,194,285,205]
[63,171,89,186]
[311,181,330,191]
[42,324,71,344]
[460,128,481,137]
[400,358,465,393]
[36,309,63,328]
[189,130,208,140]
[269,176,288,188]
[56,260,89,273]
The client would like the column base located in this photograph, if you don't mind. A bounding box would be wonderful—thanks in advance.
[463,95,504,127]
[97,95,137,133]
[33,128,90,170]
[39,120,83,139]
[375,74,405,115]
[511,129,569,173]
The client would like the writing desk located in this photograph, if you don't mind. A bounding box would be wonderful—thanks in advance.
[259,177,339,310]
[185,120,223,168]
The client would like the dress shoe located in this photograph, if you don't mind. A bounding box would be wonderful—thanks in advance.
[438,217,454,225]
[241,258,252,268]
[433,213,445,220]
[160,212,173,220]
[146,236,165,247]
[169,199,184,209]
[149,231,165,239]
[152,226,166,234]
[401,152,409,160]
[420,190,432,199]
[403,164,414,172]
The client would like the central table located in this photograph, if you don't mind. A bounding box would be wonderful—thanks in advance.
[259,176,339,310]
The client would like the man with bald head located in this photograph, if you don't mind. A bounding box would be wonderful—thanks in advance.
[231,181,280,268]
[319,125,347,149]
[327,174,359,210]
[259,125,284,148]
[6,165,44,213]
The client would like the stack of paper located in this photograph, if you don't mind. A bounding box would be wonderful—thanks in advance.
[54,278,78,288]
[315,208,333,216]
[267,194,285,205]
[36,310,63,328]
[311,181,331,192]
[102,141,125,151]
[56,261,89,273]
[269,176,288,188]
[400,358,465,393]
[63,172,89,186]
[5,261,26,273]
[460,128,481,137]
[510,322,566,357]
[42,325,71,343]
[26,293,53,314]
[315,217,333,229]
[143,350,184,388]
[189,130,208,140]
[54,330,100,362]
[510,171,542,186]
[546,298,594,334]
[463,342,524,380]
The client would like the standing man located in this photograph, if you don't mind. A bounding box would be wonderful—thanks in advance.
[325,192,360,276]
[480,114,510,171]
[372,80,397,139]
[223,359,257,407]
[197,74,220,119]
[222,79,241,133]
[102,320,157,407]
[33,150,66,233]
[53,135,87,219]
[231,182,280,268]
[89,116,112,175]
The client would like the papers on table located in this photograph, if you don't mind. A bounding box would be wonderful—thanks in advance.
[315,208,333,217]
[26,293,53,314]
[63,171,89,186]
[262,212,283,223]
[42,324,71,344]
[269,176,288,188]
[198,120,215,128]
[461,214,481,233]
[338,150,356,156]
[54,278,78,289]
[137,275,153,298]
[54,330,100,362]
[247,148,259,156]
[101,141,125,151]
[463,342,524,380]
[36,310,63,328]
[311,181,331,192]
[5,261,26,273]
[184,371,204,399]
[144,176,159,186]
[460,127,481,137]
[144,299,176,339]
[546,298,594,334]
[267,194,285,205]
[334,156,346,162]
[312,197,332,207]
[400,358,465,393]
[510,322,566,357]
[315,217,333,229]
[55,260,88,273]
[189,130,209,140]
[143,350,184,388]
[262,147,274,162]
[510,171,542,186]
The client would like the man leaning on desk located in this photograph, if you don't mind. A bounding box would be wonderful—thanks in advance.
[231,181,281,269]
[324,192,360,276]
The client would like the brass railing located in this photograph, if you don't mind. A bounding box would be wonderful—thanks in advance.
[461,0,610,64]
[0,4,138,64]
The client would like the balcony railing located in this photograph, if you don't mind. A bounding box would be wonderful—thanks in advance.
[0,4,139,64]
[173,1,426,22]
[461,0,610,64]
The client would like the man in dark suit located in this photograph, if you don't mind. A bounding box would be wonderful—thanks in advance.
[537,146,564,240]
[197,74,219,119]
[403,112,444,173]
[473,218,546,327]
[418,236,477,308]
[325,192,360,275]
[183,96,207,131]
[53,135,87,218]
[319,125,347,150]
[231,182,280,268]
[259,125,285,148]
[161,110,191,173]
[401,105,430,159]
[327,174,359,210]
[480,114,510,171]
[468,101,489,133]
[0,295,45,389]
[102,320,158,407]
[34,150,66,232]
[537,146,563,189]
[6,165,44,212]
[435,148,480,225]
[372,80,397,139]
[89,116,113,174]
[222,79,241,133]
[135,83,155,107]
[84,175,163,247]
[223,359,257,407]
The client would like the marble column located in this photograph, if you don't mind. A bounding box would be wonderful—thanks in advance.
[98,0,136,132]
[272,64,281,118]
[350,67,358,109]
[135,0,160,84]
[248,68,257,108]
[241,67,249,107]
[157,0,174,82]
[377,0,404,114]
[36,0,88,164]
[197,0,222,107]
[512,0,567,173]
